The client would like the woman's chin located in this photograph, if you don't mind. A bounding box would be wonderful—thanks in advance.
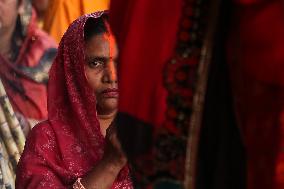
[97,99,118,115]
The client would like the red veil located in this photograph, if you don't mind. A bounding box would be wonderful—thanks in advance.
[16,12,132,188]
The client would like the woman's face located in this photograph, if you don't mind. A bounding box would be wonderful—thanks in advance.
[84,33,119,116]
[0,0,22,33]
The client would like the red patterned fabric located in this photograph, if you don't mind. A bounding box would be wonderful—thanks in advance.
[16,12,132,188]
[0,10,56,120]
[227,0,284,188]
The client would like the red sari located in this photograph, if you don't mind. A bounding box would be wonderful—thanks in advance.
[16,12,132,188]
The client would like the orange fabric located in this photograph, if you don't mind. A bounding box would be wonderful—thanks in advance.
[43,0,110,43]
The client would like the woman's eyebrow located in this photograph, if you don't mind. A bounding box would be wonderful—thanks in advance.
[87,56,108,62]
[87,56,118,63]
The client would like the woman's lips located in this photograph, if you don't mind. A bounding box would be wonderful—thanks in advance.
[101,88,119,98]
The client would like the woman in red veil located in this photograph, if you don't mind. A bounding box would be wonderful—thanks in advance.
[16,11,133,189]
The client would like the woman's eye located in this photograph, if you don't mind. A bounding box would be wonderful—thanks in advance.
[89,61,104,68]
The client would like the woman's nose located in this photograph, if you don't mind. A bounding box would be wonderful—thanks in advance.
[103,60,117,83]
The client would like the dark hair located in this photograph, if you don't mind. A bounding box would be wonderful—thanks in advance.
[84,14,109,41]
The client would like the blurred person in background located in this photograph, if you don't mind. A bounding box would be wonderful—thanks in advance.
[0,0,57,135]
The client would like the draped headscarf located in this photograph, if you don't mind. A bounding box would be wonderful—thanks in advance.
[16,12,132,188]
